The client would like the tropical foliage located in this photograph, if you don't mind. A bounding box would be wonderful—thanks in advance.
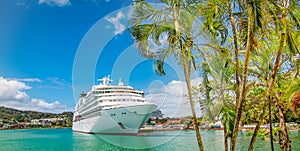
[129,0,299,151]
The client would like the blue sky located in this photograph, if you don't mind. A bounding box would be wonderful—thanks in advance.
[0,0,203,117]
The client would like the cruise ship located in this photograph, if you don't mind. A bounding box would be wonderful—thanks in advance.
[72,76,157,134]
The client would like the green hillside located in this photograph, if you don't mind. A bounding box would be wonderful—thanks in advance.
[0,106,73,129]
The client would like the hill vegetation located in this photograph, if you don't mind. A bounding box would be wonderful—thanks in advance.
[0,106,73,129]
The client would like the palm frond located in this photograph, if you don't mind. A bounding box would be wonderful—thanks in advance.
[286,29,299,54]
[131,24,157,58]
[154,59,166,76]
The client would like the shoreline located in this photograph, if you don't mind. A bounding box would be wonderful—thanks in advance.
[139,126,300,132]
[1,125,299,132]
[0,126,72,131]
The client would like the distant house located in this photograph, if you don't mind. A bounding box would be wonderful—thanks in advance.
[3,124,10,129]
[163,117,184,129]
[9,124,19,129]
[31,118,64,126]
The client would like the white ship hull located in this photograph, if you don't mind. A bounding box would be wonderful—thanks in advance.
[72,103,156,134]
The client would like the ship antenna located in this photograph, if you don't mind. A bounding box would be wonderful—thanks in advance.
[118,78,124,86]
[98,75,113,85]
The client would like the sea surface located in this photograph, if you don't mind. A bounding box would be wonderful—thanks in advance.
[0,128,299,151]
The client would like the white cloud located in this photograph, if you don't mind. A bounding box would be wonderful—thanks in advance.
[31,99,69,112]
[38,0,71,7]
[16,2,30,9]
[105,11,125,35]
[145,78,204,117]
[0,77,31,101]
[0,77,71,113]
[7,78,42,82]
[47,77,66,86]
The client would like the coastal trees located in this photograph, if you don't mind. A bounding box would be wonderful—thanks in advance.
[129,0,205,150]
[129,0,299,150]
[199,0,255,150]
[196,0,299,150]
[248,0,300,150]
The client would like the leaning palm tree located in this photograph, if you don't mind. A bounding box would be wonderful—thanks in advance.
[245,32,282,150]
[129,0,205,150]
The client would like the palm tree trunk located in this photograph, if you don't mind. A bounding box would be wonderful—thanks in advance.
[224,126,229,151]
[181,44,204,151]
[173,1,204,150]
[248,100,267,151]
[229,3,240,106]
[230,4,254,151]
[183,60,205,151]
[248,29,286,151]
[275,94,291,151]
[269,95,274,151]
[181,37,204,151]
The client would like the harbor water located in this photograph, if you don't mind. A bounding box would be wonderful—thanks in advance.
[0,128,299,150]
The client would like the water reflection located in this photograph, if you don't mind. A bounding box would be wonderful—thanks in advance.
[56,129,300,150]
[72,131,183,149]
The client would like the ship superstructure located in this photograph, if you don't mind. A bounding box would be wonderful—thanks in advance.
[72,76,157,134]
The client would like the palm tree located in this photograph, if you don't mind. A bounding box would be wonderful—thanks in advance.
[130,1,205,150]
[201,1,261,150]
[245,32,282,150]
[201,0,243,106]
[230,0,263,150]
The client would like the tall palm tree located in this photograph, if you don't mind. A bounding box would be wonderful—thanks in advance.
[201,0,243,106]
[245,31,282,150]
[130,1,205,150]
[230,0,263,150]
[201,1,257,150]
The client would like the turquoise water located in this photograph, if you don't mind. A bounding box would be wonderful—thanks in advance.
[0,128,299,151]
